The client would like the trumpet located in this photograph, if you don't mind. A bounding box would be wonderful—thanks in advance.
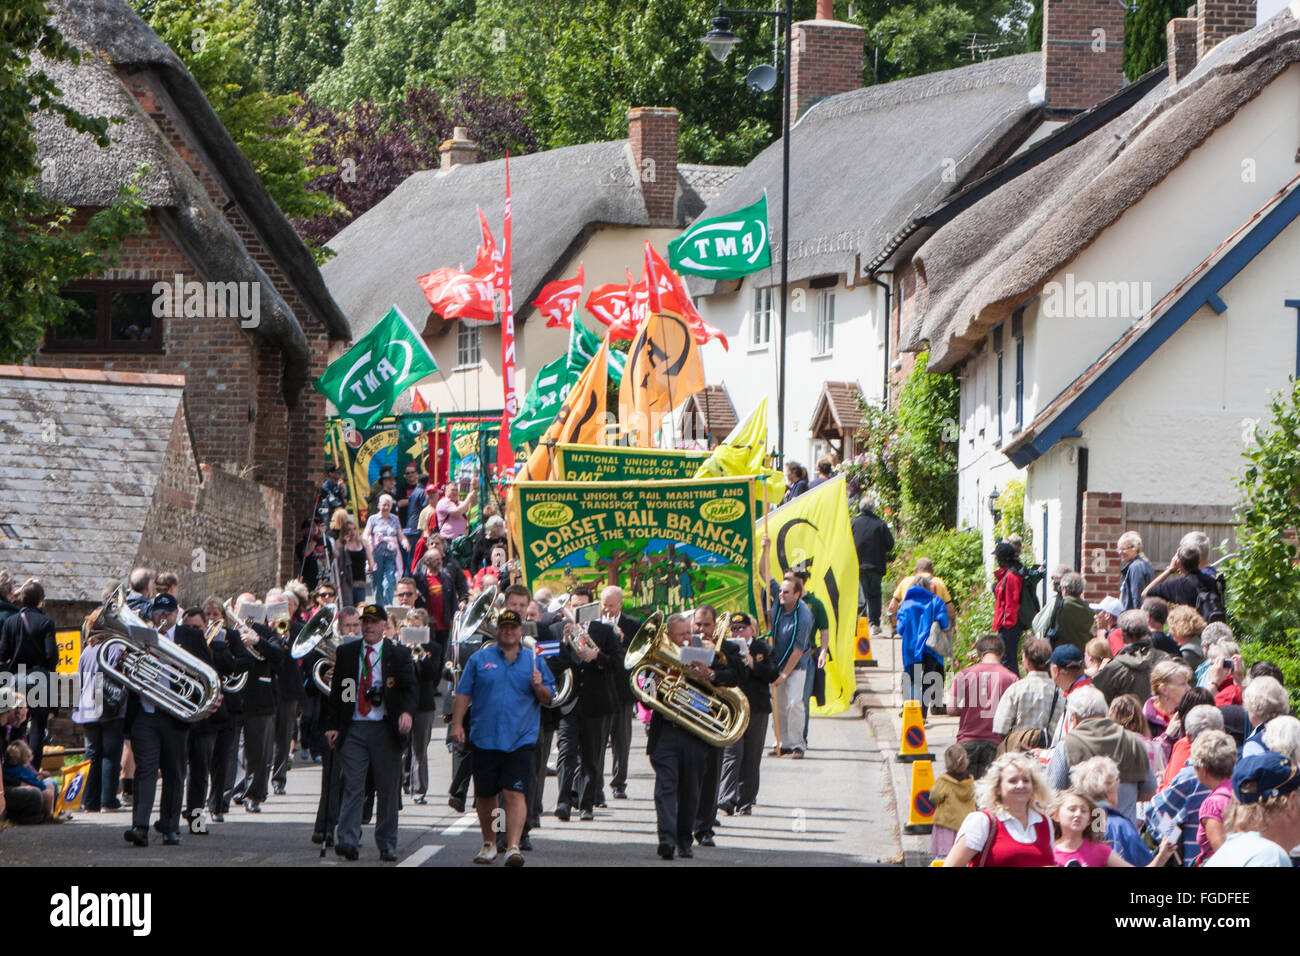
[551,593,598,655]
[226,598,266,662]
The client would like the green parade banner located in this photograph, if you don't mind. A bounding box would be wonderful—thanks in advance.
[668,193,771,279]
[313,306,438,430]
[515,477,757,618]
[553,443,709,482]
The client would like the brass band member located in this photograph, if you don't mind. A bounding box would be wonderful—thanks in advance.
[202,596,251,823]
[232,592,284,814]
[183,602,242,829]
[718,613,779,815]
[600,586,642,801]
[313,605,361,847]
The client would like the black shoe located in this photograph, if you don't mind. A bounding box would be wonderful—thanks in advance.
[657,843,675,860]
[311,831,325,844]
[246,800,261,813]
[153,819,166,835]
[595,792,607,807]
[678,844,694,859]
[554,805,571,822]
[697,834,716,847]
[738,806,753,816]
[273,783,286,796]
[720,801,736,816]
[335,844,359,861]
[211,812,224,823]
[520,834,533,852]
[379,850,398,862]
[448,795,466,813]
[580,808,595,821]
[124,826,148,847]
[161,832,181,846]
[613,788,628,800]
[527,816,541,830]
[325,833,335,848]
[930,704,947,716]
[413,795,426,805]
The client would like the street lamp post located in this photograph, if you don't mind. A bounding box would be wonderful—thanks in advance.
[702,0,793,464]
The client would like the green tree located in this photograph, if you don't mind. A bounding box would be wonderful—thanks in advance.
[1227,380,1300,693]
[249,0,355,95]
[0,0,147,362]
[1124,0,1186,79]
[894,348,960,539]
[852,0,1031,84]
[131,0,340,256]
[1026,0,1042,52]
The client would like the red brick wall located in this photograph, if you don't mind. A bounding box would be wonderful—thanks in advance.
[1167,17,1199,83]
[628,107,679,226]
[791,20,864,120]
[1198,0,1256,59]
[1043,0,1126,112]
[1080,490,1123,598]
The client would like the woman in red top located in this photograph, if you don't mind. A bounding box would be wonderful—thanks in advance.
[1207,642,1243,706]
[943,752,1055,867]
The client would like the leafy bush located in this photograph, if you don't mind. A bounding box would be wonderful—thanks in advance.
[993,477,1034,562]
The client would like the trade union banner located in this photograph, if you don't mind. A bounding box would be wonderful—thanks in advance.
[759,475,858,716]
[515,477,757,618]
[552,444,709,482]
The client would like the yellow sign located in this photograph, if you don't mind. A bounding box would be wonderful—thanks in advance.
[54,759,92,815]
[55,629,80,675]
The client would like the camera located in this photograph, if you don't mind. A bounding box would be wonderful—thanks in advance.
[365,683,385,707]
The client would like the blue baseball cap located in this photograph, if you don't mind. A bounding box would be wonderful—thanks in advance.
[1049,644,1084,668]
[149,593,179,615]
[1232,753,1300,804]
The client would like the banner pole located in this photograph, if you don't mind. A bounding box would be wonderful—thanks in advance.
[761,479,782,754]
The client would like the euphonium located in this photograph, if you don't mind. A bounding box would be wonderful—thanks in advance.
[93,586,221,723]
[521,629,574,710]
[291,606,338,695]
[624,611,750,747]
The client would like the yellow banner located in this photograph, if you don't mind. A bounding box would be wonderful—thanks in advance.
[759,476,857,716]
[54,759,92,815]
[55,630,80,675]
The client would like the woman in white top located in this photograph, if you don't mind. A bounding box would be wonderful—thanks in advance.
[943,752,1056,867]
[363,494,407,607]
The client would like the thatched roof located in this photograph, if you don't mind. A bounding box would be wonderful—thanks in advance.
[323,142,740,340]
[687,53,1044,296]
[46,0,350,354]
[906,8,1300,372]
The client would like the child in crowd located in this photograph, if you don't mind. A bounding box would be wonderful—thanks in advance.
[1084,638,1112,678]
[929,744,975,858]
[1050,788,1176,867]
[2,740,62,822]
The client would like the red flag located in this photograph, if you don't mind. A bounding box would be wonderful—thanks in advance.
[410,387,429,413]
[644,242,729,350]
[477,207,503,289]
[532,264,584,329]
[417,267,495,321]
[584,282,638,340]
[497,155,517,474]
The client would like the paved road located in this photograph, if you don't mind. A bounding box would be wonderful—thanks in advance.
[1,699,903,867]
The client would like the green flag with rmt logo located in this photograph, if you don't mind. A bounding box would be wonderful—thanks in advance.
[668,193,771,279]
[313,306,437,430]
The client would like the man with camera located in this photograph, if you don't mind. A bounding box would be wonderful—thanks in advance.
[327,604,416,862]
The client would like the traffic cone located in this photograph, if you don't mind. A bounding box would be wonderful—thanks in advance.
[930,858,945,867]
[854,617,878,667]
[897,700,932,762]
[903,759,935,835]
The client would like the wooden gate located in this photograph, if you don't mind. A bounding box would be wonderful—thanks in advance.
[1121,502,1239,565]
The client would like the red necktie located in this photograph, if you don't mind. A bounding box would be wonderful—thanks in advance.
[358,645,374,716]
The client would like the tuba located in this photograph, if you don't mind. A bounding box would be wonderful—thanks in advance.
[92,586,221,723]
[625,611,750,747]
[291,605,339,695]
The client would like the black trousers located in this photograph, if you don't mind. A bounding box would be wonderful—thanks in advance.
[185,730,216,817]
[860,570,884,626]
[649,722,707,850]
[527,718,557,830]
[608,701,634,792]
[242,713,275,802]
[131,709,189,833]
[694,745,723,838]
[209,717,241,814]
[557,713,606,812]
[272,697,300,786]
[449,740,473,801]
[27,705,51,771]
[720,711,768,810]
[999,624,1026,675]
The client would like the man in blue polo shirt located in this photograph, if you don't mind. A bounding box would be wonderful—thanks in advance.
[451,608,554,867]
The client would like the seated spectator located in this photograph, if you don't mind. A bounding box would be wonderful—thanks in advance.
[1046,685,1155,821]
[1207,641,1243,707]
[1143,704,1222,864]
[943,752,1055,867]
[1110,693,1164,782]
[1242,675,1290,756]
[949,634,1018,780]
[1165,605,1206,669]
[1091,609,1170,704]
[992,639,1061,747]
[1144,659,1193,764]
[1205,752,1300,867]
[1191,729,1238,865]
[1143,597,1180,656]
[1160,687,1216,789]
[1084,637,1112,678]
[1071,755,1153,866]
[2,740,62,822]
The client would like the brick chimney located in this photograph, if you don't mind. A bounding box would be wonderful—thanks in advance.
[1198,0,1256,58]
[791,2,865,120]
[1042,0,1126,114]
[1167,15,1198,83]
[628,107,679,226]
[439,127,478,169]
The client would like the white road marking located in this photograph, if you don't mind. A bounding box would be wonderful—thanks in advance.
[441,812,479,836]
[398,844,444,867]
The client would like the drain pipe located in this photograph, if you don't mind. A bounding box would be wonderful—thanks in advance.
[869,269,893,403]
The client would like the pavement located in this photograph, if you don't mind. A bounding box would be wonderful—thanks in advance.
[1,696,906,867]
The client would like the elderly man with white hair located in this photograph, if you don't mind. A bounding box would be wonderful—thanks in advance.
[1141,704,1225,865]
[1046,685,1155,821]
[471,514,509,572]
[600,585,642,800]
[1116,531,1155,611]
[363,493,407,606]
[1243,676,1291,756]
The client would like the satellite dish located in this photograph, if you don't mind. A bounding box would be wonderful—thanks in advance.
[746,64,778,94]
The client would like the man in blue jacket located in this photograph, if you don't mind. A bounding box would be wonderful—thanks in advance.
[895,575,950,719]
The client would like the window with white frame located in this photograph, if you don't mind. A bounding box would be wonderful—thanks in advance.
[751,286,772,347]
[456,323,481,368]
[814,291,835,356]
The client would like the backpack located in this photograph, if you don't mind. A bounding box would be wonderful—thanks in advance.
[1195,571,1227,624]
[1017,571,1041,628]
